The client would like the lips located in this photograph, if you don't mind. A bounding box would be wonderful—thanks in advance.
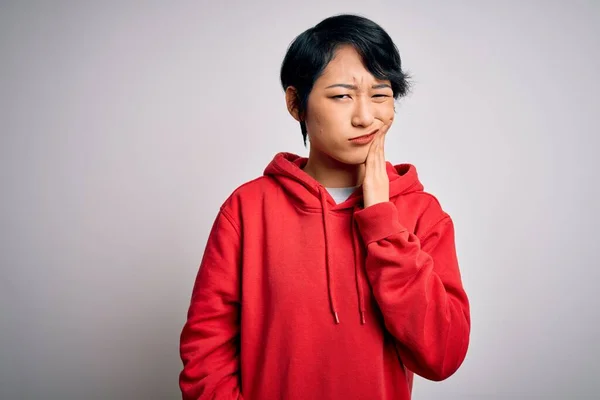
[349,130,378,145]
[349,129,379,141]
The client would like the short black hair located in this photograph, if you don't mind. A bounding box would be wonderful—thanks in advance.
[280,14,412,146]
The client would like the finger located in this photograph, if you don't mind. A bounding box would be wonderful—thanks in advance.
[379,132,386,165]
[366,138,377,167]
[379,135,386,170]
[367,132,378,158]
[372,138,383,166]
[373,132,381,154]
[378,129,385,151]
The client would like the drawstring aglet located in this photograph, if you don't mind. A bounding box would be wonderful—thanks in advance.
[334,312,340,324]
[360,310,366,325]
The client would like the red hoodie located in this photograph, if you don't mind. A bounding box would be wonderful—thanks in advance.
[180,152,470,400]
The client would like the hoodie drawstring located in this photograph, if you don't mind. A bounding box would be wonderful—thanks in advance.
[351,205,367,325]
[318,187,366,325]
[319,187,339,324]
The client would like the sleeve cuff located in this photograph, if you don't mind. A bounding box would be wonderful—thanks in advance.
[354,201,407,244]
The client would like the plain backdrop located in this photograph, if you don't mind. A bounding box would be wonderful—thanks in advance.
[1,1,598,399]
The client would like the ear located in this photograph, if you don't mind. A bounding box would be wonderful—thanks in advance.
[285,86,301,122]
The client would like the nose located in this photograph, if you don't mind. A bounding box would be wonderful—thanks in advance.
[351,96,375,128]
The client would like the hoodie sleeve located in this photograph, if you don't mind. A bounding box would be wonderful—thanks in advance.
[354,201,470,382]
[179,207,244,400]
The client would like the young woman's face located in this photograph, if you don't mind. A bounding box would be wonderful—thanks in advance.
[300,45,396,165]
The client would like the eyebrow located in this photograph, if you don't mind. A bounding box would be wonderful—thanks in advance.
[325,83,392,90]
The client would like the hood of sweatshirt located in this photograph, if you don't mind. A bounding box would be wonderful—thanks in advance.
[264,152,424,325]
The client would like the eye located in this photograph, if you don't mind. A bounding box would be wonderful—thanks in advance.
[373,94,391,98]
[332,94,351,99]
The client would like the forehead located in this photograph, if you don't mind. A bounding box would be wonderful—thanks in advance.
[318,45,379,84]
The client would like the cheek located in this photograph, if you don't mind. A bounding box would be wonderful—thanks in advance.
[379,103,395,122]
[307,103,339,138]
[308,113,325,136]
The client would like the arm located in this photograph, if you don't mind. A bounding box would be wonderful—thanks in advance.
[354,201,471,381]
[179,208,244,399]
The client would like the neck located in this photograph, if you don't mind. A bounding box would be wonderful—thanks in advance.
[303,149,365,188]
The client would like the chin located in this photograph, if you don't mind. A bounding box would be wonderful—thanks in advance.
[327,149,369,166]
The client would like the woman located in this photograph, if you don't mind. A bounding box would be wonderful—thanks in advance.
[179,14,471,400]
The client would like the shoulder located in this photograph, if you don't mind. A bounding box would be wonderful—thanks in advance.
[224,176,276,204]
[218,176,277,219]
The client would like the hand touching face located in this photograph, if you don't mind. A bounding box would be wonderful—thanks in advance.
[362,116,393,208]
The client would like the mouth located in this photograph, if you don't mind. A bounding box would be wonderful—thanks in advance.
[349,129,379,144]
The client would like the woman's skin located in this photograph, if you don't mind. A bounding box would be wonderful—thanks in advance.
[285,44,395,208]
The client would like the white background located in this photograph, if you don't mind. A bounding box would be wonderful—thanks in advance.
[1,1,598,398]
